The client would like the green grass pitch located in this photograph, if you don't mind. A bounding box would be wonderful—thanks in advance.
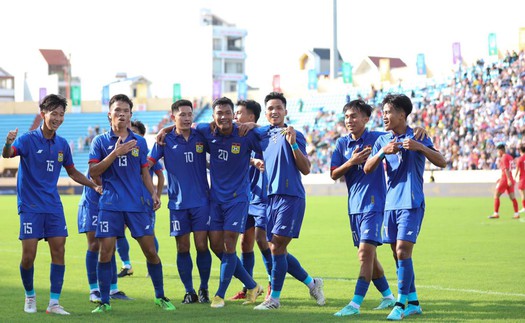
[0,195,523,322]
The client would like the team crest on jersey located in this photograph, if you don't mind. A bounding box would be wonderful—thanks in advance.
[131,147,139,157]
[231,143,241,154]
[57,151,63,162]
[196,142,204,153]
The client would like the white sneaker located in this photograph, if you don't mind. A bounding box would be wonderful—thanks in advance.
[24,297,37,313]
[90,290,101,303]
[519,208,525,214]
[309,278,325,306]
[254,298,280,310]
[46,304,70,315]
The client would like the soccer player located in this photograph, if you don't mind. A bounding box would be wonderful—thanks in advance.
[2,94,102,315]
[330,100,397,316]
[148,99,213,304]
[88,94,175,313]
[253,92,325,310]
[116,120,165,277]
[364,93,446,320]
[229,100,273,301]
[489,143,520,219]
[514,144,525,215]
[195,97,264,308]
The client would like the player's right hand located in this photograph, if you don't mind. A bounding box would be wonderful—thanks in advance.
[5,128,18,145]
[350,146,372,165]
[114,137,137,156]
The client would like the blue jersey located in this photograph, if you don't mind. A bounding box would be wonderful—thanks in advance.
[254,125,306,198]
[196,123,261,203]
[11,127,74,213]
[249,151,268,205]
[149,129,209,210]
[372,126,434,210]
[140,159,164,212]
[78,170,100,209]
[330,129,386,214]
[89,128,150,212]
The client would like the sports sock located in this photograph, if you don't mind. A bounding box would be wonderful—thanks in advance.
[512,198,519,212]
[216,252,237,298]
[97,261,111,304]
[494,198,500,213]
[116,236,130,266]
[261,248,272,277]
[396,258,414,305]
[241,251,255,277]
[177,252,194,292]
[350,278,369,307]
[372,276,394,297]
[286,253,309,283]
[270,254,288,299]
[20,265,35,297]
[110,254,118,287]
[196,250,212,290]
[147,261,164,298]
[86,250,99,289]
[49,263,65,305]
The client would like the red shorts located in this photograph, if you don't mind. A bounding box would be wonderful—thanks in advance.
[496,179,515,194]
[518,180,525,191]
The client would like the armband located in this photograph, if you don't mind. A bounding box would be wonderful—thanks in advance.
[291,142,299,151]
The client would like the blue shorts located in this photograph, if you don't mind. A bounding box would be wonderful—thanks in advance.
[266,195,305,241]
[244,202,268,231]
[349,211,383,247]
[210,201,248,233]
[78,204,99,233]
[19,212,68,240]
[383,206,425,244]
[169,205,210,236]
[96,210,155,239]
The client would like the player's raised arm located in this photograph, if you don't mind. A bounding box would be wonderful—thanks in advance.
[2,128,18,158]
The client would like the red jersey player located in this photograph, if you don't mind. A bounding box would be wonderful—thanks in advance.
[489,143,519,219]
[514,144,525,215]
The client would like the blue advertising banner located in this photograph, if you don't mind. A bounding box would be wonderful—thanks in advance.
[237,80,247,100]
[308,69,317,90]
[102,85,110,111]
[416,53,427,76]
[488,33,497,56]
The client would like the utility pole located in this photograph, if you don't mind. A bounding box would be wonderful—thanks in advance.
[330,0,338,80]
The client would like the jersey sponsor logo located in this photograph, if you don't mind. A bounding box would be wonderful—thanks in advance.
[231,143,240,154]
[131,147,139,157]
[196,143,204,153]
[58,151,64,162]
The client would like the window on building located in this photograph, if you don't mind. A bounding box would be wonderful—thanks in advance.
[225,81,237,92]
[227,37,242,51]
[213,38,222,51]
[213,59,222,74]
[224,60,243,74]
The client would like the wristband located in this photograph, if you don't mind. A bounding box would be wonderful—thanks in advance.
[291,143,299,151]
[4,142,11,148]
[378,148,385,159]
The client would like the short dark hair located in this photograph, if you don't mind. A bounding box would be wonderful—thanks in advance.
[520,145,525,153]
[381,93,412,118]
[109,94,133,111]
[264,92,287,107]
[496,143,506,150]
[237,99,261,122]
[40,94,67,112]
[212,97,234,111]
[131,120,146,136]
[342,99,372,117]
[171,99,193,113]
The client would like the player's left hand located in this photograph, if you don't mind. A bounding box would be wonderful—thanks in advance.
[413,126,428,140]
[402,138,422,151]
[252,158,265,172]
[94,185,103,195]
[152,195,161,211]
[282,126,297,145]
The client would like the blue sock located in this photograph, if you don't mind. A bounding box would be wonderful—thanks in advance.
[196,250,212,290]
[233,255,256,289]
[373,276,393,297]
[261,248,272,278]
[116,237,130,265]
[86,250,99,289]
[20,265,35,297]
[409,274,416,294]
[154,236,159,253]
[216,252,237,298]
[271,254,288,298]
[241,251,255,277]
[408,275,418,303]
[147,261,164,298]
[351,278,370,306]
[110,254,118,286]
[97,261,111,304]
[286,253,308,282]
[50,263,65,304]
[397,258,414,304]
[177,252,194,292]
